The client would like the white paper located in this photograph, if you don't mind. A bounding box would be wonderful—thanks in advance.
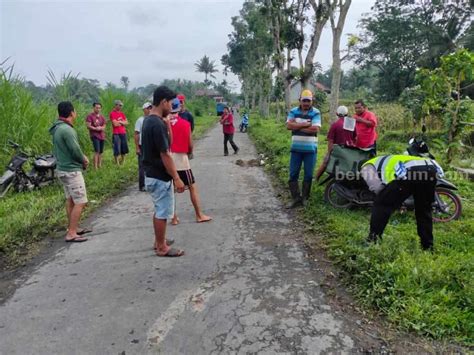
[343,116,356,131]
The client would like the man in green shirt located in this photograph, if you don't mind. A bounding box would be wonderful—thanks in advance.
[49,101,90,242]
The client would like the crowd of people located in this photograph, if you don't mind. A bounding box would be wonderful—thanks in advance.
[49,86,211,255]
[286,89,441,250]
[48,85,440,254]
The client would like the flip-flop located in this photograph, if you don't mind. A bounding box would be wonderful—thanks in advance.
[153,239,175,250]
[65,236,88,243]
[77,228,93,235]
[156,248,184,257]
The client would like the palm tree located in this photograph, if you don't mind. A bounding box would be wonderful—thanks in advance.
[195,55,218,85]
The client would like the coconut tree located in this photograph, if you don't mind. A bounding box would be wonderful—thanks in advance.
[194,55,218,85]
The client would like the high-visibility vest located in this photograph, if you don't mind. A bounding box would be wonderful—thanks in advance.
[363,155,441,184]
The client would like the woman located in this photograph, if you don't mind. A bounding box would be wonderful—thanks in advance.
[219,107,239,156]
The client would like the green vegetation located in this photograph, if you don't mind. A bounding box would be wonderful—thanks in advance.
[0,71,217,265]
[249,117,473,345]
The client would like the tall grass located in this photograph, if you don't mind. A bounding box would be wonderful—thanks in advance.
[249,117,474,345]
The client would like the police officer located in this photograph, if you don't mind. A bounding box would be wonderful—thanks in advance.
[360,154,443,250]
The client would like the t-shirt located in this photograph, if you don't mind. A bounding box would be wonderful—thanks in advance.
[170,117,191,154]
[134,116,144,146]
[354,110,377,148]
[179,110,194,132]
[110,111,127,135]
[141,115,171,181]
[221,113,235,134]
[86,113,106,140]
[327,117,356,146]
[286,106,321,153]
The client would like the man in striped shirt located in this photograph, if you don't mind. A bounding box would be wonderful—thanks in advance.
[286,89,321,208]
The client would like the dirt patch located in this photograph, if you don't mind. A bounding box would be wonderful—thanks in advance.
[236,159,264,167]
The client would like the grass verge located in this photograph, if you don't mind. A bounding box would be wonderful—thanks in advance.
[0,115,217,266]
[249,116,473,345]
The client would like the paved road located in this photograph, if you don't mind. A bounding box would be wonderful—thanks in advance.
[0,125,361,354]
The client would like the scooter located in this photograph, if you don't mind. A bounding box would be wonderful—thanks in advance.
[0,140,57,198]
[320,139,462,222]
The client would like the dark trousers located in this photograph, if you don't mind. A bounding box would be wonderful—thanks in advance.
[137,152,145,190]
[224,133,238,155]
[370,172,436,249]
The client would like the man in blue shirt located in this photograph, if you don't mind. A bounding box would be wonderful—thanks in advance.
[286,89,321,208]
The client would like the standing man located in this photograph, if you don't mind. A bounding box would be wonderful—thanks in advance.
[142,86,186,257]
[361,154,443,250]
[168,98,212,225]
[177,94,194,132]
[353,99,377,153]
[134,102,152,191]
[286,89,321,208]
[110,99,129,165]
[85,102,106,169]
[219,106,239,156]
[49,101,90,243]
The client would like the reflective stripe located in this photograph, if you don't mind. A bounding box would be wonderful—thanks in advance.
[404,160,429,169]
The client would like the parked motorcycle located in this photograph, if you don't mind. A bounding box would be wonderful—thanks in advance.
[320,139,462,222]
[0,140,57,198]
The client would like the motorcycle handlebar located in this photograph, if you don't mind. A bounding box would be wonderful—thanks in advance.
[7,140,20,149]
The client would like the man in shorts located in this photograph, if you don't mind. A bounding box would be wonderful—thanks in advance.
[168,98,212,225]
[110,99,129,165]
[142,86,186,257]
[86,102,106,169]
[49,101,90,242]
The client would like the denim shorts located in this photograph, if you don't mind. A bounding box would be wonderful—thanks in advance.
[145,177,174,219]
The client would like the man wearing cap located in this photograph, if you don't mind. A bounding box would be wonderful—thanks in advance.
[134,102,152,191]
[110,99,129,165]
[286,89,321,208]
[316,105,356,180]
[177,94,195,132]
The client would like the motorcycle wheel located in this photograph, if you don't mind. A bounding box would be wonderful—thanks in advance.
[432,187,462,222]
[324,179,352,208]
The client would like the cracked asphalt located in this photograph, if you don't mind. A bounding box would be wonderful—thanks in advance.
[0,124,366,354]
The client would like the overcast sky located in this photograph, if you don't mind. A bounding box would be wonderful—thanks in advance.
[1,0,375,90]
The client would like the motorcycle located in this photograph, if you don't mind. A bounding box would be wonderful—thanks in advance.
[0,140,57,198]
[319,139,462,222]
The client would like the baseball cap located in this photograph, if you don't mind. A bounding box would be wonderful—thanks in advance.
[336,105,348,116]
[300,89,313,100]
[171,98,181,113]
[142,102,152,109]
[177,94,186,102]
[113,99,123,106]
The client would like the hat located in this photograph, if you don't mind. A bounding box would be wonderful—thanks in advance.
[171,98,181,113]
[336,105,348,116]
[142,102,152,109]
[300,89,313,100]
[113,99,123,106]
[177,94,186,102]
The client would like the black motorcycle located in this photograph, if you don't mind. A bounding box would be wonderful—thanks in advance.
[320,139,462,222]
[0,140,57,198]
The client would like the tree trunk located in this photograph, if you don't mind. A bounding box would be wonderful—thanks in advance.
[329,0,351,121]
[284,48,292,112]
[301,0,330,89]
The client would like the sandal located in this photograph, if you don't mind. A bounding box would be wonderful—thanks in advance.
[153,239,175,250]
[77,228,93,235]
[65,236,88,243]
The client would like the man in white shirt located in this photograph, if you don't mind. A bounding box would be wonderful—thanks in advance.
[135,102,152,191]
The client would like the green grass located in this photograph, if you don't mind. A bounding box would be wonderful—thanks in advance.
[249,117,474,345]
[0,114,217,265]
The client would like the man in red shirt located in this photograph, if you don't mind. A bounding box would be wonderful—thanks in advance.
[169,98,212,225]
[85,102,106,169]
[110,99,129,165]
[353,99,377,153]
[219,106,239,156]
